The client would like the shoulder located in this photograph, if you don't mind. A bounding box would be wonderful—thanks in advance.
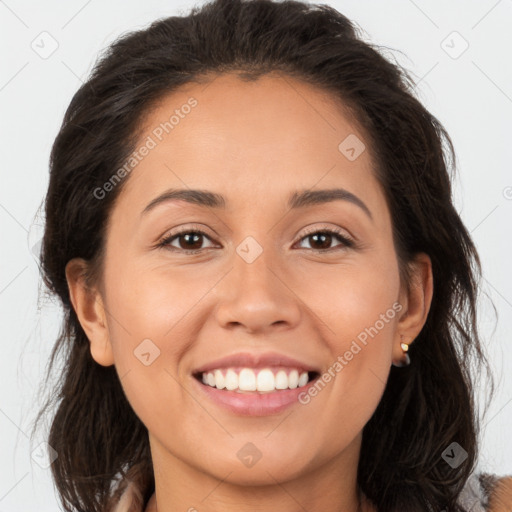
[486,474,512,512]
[456,471,512,512]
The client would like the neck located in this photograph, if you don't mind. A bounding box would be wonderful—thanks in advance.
[146,433,376,512]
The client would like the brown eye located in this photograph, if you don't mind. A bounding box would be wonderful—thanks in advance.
[307,232,334,250]
[297,229,354,251]
[176,232,204,250]
[159,230,216,253]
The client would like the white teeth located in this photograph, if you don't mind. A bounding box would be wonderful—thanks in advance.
[298,371,309,387]
[214,369,225,389]
[256,369,275,392]
[275,370,288,389]
[224,369,238,391]
[200,367,312,392]
[288,369,299,389]
[238,368,257,391]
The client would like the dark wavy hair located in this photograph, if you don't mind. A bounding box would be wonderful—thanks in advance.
[31,0,496,510]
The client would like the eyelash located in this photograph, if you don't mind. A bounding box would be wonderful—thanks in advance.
[156,226,356,254]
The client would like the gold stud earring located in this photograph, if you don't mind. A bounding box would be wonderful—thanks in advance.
[392,335,411,367]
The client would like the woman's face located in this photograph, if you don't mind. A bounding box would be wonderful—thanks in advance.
[72,73,431,487]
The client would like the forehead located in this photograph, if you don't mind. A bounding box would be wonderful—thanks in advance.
[113,72,386,220]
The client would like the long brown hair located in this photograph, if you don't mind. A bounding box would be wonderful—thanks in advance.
[32,0,496,510]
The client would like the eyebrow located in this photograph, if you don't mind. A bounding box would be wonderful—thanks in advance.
[141,187,372,220]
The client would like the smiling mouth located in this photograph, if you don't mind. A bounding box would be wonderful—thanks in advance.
[193,367,321,394]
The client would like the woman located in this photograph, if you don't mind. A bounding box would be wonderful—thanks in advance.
[32,0,511,510]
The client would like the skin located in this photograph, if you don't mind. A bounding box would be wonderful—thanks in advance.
[66,73,433,512]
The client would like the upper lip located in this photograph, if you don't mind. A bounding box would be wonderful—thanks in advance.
[192,351,321,375]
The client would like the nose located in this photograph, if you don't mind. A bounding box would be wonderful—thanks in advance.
[214,245,302,335]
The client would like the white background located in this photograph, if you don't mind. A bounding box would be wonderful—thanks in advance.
[1,0,511,510]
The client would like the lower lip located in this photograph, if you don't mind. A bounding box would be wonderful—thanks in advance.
[192,374,319,416]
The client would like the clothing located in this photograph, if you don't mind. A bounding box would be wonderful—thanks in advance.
[110,470,510,512]
[457,471,499,511]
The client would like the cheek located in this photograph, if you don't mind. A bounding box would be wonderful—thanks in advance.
[104,259,215,354]
[297,249,401,346]
[101,260,217,426]
[299,253,400,415]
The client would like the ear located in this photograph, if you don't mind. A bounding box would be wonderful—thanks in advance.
[395,252,433,360]
[65,258,115,367]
